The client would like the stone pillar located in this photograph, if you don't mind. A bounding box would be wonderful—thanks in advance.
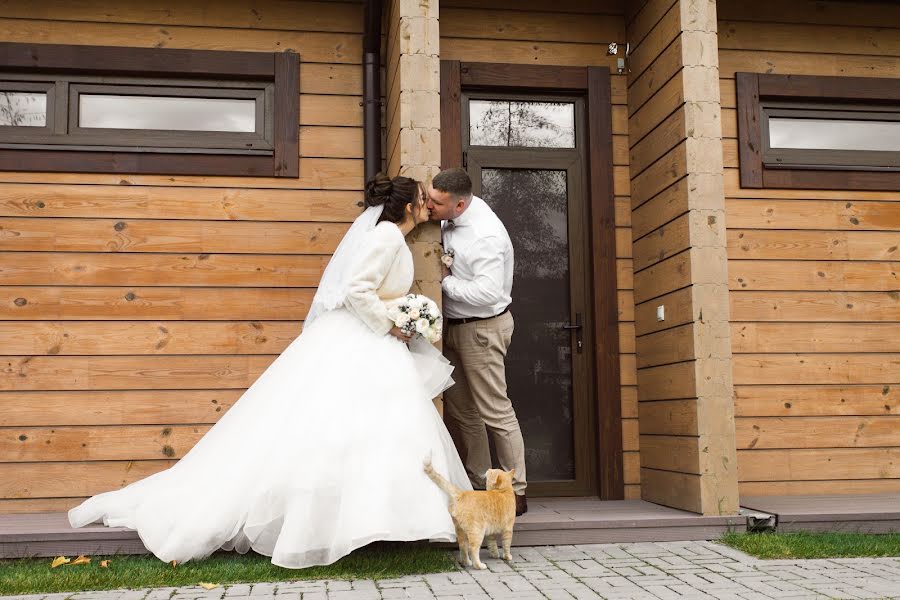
[626,0,739,515]
[384,0,444,409]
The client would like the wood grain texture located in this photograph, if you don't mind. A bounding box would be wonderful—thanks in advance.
[0,0,378,512]
[0,158,365,190]
[0,389,243,426]
[728,230,900,261]
[2,355,276,391]
[736,416,900,450]
[589,66,624,500]
[730,290,900,323]
[0,0,364,32]
[2,425,212,462]
[738,448,900,481]
[732,323,900,353]
[734,385,899,417]
[0,252,328,287]
[0,286,315,320]
[0,184,364,222]
[0,218,349,254]
[441,8,623,44]
[739,479,900,496]
[729,260,898,292]
[733,354,900,385]
[0,21,361,63]
[0,321,301,355]
[0,461,176,499]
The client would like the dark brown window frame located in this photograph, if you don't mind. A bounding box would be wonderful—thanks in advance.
[736,72,900,191]
[441,61,624,500]
[0,42,299,177]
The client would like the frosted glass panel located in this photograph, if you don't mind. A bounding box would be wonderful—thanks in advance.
[769,118,900,152]
[470,100,575,148]
[481,168,574,481]
[0,92,47,126]
[80,95,256,132]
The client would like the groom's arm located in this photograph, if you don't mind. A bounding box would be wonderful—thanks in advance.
[441,237,506,308]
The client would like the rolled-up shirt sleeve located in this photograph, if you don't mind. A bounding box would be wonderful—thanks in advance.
[442,236,506,308]
[345,229,401,336]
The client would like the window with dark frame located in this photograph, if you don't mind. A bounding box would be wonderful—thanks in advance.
[735,72,900,191]
[0,42,299,178]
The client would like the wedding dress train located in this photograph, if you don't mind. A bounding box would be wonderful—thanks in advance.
[68,215,471,568]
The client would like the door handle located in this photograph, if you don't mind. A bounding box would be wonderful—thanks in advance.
[561,313,584,352]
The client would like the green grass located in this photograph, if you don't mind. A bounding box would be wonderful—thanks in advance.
[720,531,900,559]
[0,542,457,596]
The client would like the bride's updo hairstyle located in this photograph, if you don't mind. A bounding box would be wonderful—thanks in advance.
[365,172,420,224]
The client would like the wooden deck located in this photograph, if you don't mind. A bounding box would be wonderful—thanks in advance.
[2,495,897,558]
[741,494,900,534]
[0,498,742,558]
[512,498,742,546]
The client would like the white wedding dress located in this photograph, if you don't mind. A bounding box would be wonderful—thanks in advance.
[68,210,471,569]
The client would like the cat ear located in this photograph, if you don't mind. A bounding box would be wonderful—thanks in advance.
[486,470,498,489]
[509,468,516,478]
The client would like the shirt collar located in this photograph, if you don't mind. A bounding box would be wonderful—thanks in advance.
[449,195,480,228]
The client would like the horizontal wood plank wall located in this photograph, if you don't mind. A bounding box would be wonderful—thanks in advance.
[717,0,900,497]
[439,0,641,499]
[0,0,365,514]
[384,0,401,178]
[626,0,739,515]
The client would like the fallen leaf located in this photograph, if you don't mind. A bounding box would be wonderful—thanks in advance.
[199,583,218,590]
[100,560,111,568]
[69,555,91,566]
[51,556,70,568]
[170,560,177,568]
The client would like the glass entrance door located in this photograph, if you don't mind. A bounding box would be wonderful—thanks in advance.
[463,94,597,496]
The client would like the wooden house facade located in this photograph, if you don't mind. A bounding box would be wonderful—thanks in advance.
[0,0,897,523]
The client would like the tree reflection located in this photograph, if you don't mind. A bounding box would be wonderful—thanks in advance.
[0,92,46,127]
[470,100,575,148]
[482,169,568,280]
[482,168,574,480]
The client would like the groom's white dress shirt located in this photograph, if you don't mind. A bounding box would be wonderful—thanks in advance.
[441,195,514,320]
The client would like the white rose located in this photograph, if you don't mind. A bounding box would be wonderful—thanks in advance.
[415,318,429,333]
[409,309,421,320]
[395,313,411,327]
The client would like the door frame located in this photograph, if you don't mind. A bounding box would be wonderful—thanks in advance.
[440,61,624,500]
[464,91,593,496]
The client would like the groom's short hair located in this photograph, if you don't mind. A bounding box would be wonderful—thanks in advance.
[432,168,472,200]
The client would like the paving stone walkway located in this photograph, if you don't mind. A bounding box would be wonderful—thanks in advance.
[4,542,899,600]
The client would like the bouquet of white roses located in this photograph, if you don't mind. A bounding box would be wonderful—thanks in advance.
[388,294,443,343]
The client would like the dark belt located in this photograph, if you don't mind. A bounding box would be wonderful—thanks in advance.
[446,307,509,326]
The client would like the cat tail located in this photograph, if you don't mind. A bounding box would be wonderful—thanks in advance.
[423,457,463,501]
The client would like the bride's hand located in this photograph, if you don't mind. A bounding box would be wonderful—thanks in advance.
[389,326,413,343]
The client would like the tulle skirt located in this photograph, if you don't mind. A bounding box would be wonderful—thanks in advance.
[68,308,471,568]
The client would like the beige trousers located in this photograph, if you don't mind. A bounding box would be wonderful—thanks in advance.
[443,311,527,495]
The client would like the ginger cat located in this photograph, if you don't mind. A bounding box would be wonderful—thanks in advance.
[423,459,516,569]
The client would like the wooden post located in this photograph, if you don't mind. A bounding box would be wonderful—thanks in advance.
[627,0,739,515]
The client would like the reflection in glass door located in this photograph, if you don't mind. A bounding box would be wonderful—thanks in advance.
[463,93,596,496]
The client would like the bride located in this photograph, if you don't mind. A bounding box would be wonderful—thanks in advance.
[68,173,472,569]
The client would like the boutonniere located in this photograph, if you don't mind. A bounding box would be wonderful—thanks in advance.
[440,247,455,268]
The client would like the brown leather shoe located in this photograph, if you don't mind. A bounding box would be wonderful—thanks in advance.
[515,494,527,516]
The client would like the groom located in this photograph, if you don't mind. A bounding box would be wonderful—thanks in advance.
[426,168,528,516]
